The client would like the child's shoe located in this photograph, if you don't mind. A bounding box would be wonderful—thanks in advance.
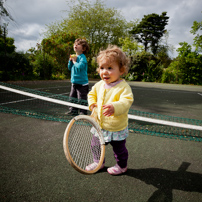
[107,164,127,175]
[85,162,105,171]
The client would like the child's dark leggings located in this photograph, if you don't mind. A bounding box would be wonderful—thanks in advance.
[91,137,128,169]
[106,139,128,168]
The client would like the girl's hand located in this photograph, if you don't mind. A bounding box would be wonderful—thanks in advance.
[90,103,97,111]
[103,104,114,117]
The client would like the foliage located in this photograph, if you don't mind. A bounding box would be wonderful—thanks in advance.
[119,36,144,71]
[130,12,169,55]
[0,26,34,81]
[156,46,172,70]
[28,49,54,80]
[119,37,141,57]
[190,19,202,52]
[177,42,202,85]
[42,32,78,78]
[60,0,127,55]
[0,52,34,81]
[0,27,15,54]
[161,60,180,84]
[163,42,202,85]
[126,51,163,82]
[27,32,78,80]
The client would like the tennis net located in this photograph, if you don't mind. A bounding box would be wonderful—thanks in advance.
[0,82,202,142]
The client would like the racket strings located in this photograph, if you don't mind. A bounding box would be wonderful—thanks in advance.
[91,136,102,162]
[68,119,102,171]
[70,125,91,167]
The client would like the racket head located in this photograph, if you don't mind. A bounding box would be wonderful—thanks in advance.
[63,115,105,174]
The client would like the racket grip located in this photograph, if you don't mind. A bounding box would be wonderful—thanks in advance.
[90,107,98,121]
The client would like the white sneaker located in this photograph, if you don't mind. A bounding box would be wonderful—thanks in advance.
[107,164,127,175]
[85,162,105,171]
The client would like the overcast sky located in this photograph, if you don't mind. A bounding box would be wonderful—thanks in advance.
[3,0,202,58]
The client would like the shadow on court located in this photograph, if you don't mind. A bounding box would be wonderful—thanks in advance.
[126,164,202,201]
[1,112,202,201]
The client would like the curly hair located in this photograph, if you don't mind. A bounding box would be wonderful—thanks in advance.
[97,45,129,75]
[74,38,90,54]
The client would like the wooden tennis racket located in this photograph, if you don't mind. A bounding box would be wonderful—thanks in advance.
[63,108,105,174]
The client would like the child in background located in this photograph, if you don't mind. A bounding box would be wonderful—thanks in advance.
[67,38,89,115]
[87,45,134,175]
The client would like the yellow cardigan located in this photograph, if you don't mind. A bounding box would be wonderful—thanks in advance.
[88,79,133,132]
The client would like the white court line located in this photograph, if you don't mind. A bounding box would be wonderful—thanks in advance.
[130,86,201,94]
[0,90,69,106]
[0,85,88,110]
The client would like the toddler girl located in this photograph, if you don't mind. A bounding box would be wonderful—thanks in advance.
[87,45,133,175]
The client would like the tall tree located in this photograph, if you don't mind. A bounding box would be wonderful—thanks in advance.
[0,26,15,54]
[190,19,202,52]
[60,0,127,56]
[130,12,169,55]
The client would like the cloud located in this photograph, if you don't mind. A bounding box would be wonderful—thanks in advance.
[5,0,67,52]
[6,0,66,25]
[167,0,202,52]
[4,0,202,57]
[8,23,44,52]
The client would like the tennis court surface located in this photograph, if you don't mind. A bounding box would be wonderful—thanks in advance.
[0,80,202,201]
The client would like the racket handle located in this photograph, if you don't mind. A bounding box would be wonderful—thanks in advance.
[90,107,98,121]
